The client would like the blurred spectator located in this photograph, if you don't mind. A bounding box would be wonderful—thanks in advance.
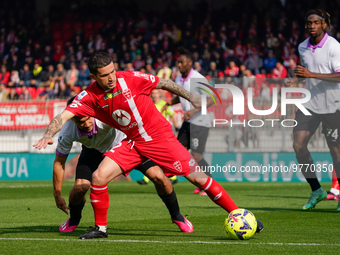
[38,86,55,100]
[31,62,43,87]
[56,81,70,99]
[217,71,225,83]
[8,70,20,88]
[42,45,53,67]
[120,52,132,70]
[40,64,55,87]
[53,44,65,63]
[8,87,19,100]
[19,64,33,87]
[201,52,212,71]
[65,62,79,88]
[272,61,287,79]
[0,65,10,85]
[144,64,156,75]
[287,58,297,78]
[224,61,239,78]
[54,63,66,81]
[113,62,121,72]
[53,63,66,96]
[238,64,247,78]
[125,62,135,71]
[171,24,182,43]
[242,69,255,89]
[207,61,218,78]
[263,50,277,75]
[194,61,206,76]
[244,48,263,75]
[77,62,91,87]
[132,54,145,70]
[224,49,241,68]
[153,57,164,72]
[267,32,278,49]
[0,82,9,101]
[8,55,21,71]
[156,61,172,80]
[19,86,32,100]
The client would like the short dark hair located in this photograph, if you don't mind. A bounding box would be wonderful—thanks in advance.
[305,9,331,30]
[177,47,193,62]
[88,51,113,75]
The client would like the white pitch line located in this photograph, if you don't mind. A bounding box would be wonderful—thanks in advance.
[0,184,51,189]
[0,238,339,246]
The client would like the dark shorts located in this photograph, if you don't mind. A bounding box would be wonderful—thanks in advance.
[76,145,158,180]
[177,121,209,153]
[293,109,340,144]
[76,145,104,181]
[135,159,157,174]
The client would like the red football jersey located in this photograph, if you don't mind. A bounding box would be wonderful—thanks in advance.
[66,71,173,142]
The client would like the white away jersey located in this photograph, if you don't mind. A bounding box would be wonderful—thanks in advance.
[298,33,340,114]
[175,69,211,127]
[56,118,126,157]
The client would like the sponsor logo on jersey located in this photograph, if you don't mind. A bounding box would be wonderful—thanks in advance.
[101,104,109,109]
[133,71,156,82]
[121,121,138,131]
[104,90,121,100]
[76,91,88,101]
[122,89,132,100]
[189,159,196,166]
[112,109,131,126]
[173,161,182,172]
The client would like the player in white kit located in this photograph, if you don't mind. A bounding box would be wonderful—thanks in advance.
[293,9,340,210]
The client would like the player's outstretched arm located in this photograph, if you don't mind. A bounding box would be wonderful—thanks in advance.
[33,110,75,150]
[53,154,69,214]
[156,78,201,108]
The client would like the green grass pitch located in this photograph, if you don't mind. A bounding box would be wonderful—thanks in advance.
[0,181,339,255]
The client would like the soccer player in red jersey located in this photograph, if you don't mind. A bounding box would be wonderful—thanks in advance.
[34,51,261,239]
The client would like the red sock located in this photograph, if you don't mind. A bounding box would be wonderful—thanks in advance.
[90,184,109,226]
[201,178,238,213]
[332,170,340,190]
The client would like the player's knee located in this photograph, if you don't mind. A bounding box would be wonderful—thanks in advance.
[145,167,165,184]
[149,172,168,186]
[293,141,306,155]
[150,172,166,185]
[186,174,208,188]
[73,183,90,195]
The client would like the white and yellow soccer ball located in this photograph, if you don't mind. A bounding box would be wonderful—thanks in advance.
[224,209,257,240]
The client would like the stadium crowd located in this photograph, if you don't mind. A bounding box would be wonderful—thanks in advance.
[0,0,338,102]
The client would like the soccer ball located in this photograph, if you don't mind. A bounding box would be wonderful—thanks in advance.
[224,209,257,240]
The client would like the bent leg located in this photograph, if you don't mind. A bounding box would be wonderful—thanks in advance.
[68,179,90,226]
[185,171,238,213]
[144,166,185,221]
[293,130,321,191]
[144,165,173,195]
[90,156,124,227]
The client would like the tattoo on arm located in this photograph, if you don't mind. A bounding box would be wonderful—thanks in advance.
[156,78,191,101]
[44,114,63,138]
